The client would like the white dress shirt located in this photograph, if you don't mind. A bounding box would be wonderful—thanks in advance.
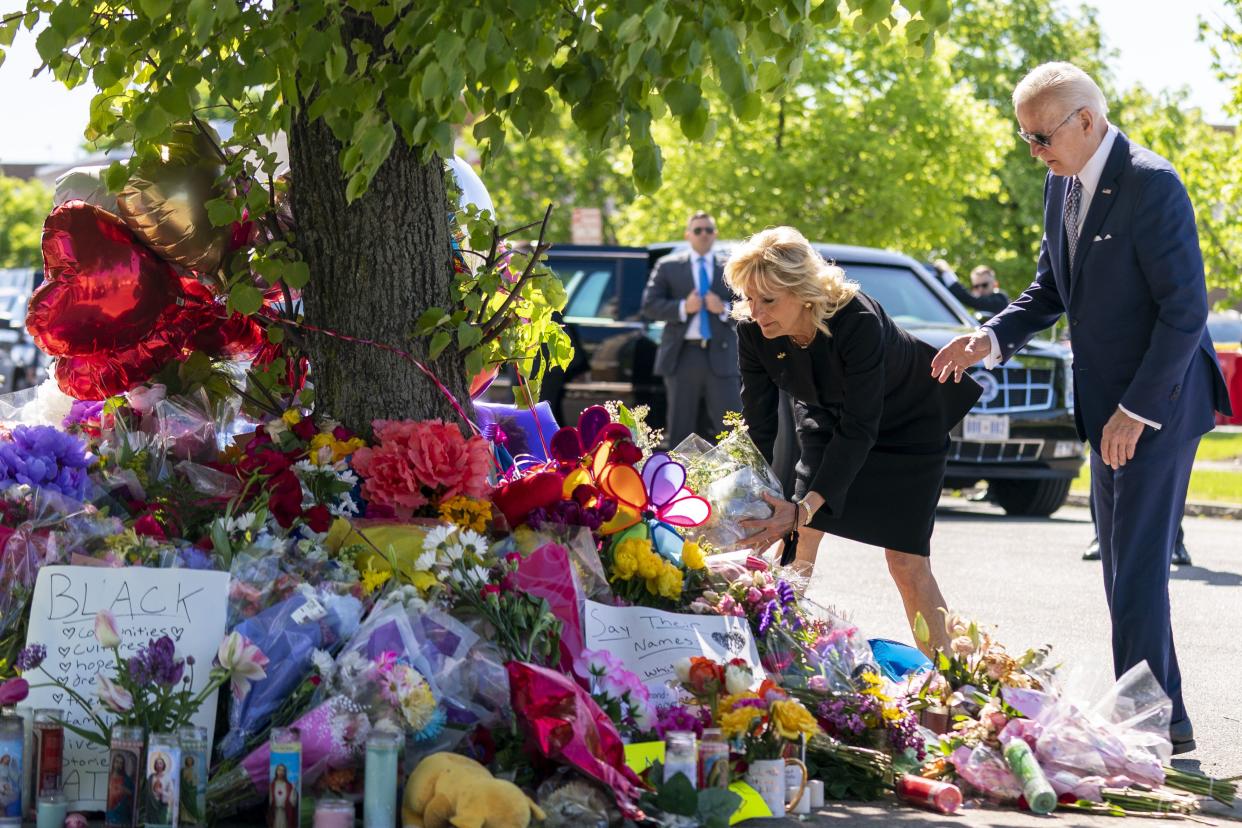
[982,124,1159,429]
[678,249,730,339]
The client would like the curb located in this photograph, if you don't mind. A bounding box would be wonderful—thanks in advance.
[1065,493,1242,519]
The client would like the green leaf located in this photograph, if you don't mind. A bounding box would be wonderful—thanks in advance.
[138,0,173,19]
[457,320,483,350]
[205,197,238,228]
[187,0,215,47]
[326,44,347,83]
[345,172,369,203]
[178,350,213,385]
[428,330,452,359]
[283,261,310,290]
[413,307,447,336]
[267,326,285,344]
[228,283,264,316]
[103,161,130,193]
[34,26,67,63]
[697,788,743,828]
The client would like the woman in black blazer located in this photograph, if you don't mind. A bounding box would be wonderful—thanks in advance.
[728,228,981,654]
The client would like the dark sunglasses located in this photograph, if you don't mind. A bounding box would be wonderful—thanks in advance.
[1017,107,1083,148]
[692,226,716,235]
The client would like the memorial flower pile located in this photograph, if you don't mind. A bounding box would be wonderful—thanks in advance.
[1,173,1234,826]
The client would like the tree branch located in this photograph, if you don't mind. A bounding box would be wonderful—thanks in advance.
[477,203,554,333]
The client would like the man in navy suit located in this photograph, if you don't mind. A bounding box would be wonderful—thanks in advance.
[641,211,742,447]
[932,62,1231,754]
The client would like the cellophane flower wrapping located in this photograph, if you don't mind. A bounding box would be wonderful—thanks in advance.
[673,429,783,552]
[507,661,645,818]
[208,695,368,820]
[0,483,120,663]
[218,587,363,759]
[999,660,1172,797]
[509,536,589,672]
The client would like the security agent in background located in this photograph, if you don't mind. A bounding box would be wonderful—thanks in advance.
[932,260,1012,317]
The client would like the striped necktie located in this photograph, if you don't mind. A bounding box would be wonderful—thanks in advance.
[1064,176,1083,266]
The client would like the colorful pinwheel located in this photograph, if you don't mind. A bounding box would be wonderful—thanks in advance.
[599,452,711,562]
[549,405,640,496]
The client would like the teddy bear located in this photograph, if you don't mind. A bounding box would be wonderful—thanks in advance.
[403,752,546,828]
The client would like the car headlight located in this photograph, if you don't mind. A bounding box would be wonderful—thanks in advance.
[1054,440,1083,458]
[1062,357,1075,412]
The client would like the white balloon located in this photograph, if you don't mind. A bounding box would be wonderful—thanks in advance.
[53,166,118,213]
[447,155,494,220]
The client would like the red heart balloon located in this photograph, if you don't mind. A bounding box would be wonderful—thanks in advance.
[53,328,189,400]
[28,201,183,356]
[182,280,265,359]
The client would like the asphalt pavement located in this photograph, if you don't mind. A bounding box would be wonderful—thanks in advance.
[788,498,1242,826]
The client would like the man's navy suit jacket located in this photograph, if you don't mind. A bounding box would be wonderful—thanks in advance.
[984,131,1231,451]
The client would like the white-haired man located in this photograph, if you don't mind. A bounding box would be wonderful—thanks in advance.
[932,62,1231,754]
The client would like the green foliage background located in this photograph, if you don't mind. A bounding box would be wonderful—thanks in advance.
[0,176,51,268]
[481,0,1242,304]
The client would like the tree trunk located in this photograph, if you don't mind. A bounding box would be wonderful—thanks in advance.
[288,115,471,438]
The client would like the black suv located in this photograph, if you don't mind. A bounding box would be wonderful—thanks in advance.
[492,243,1085,516]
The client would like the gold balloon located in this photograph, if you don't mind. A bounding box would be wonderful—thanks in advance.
[116,123,230,275]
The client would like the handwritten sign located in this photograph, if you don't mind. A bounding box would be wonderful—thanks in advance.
[23,566,230,811]
[583,600,763,706]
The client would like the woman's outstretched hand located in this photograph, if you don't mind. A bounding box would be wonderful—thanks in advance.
[739,491,798,551]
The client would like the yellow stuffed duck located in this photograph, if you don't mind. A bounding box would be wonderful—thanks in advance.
[403,752,545,828]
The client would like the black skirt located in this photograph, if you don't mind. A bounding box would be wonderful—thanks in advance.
[793,437,949,557]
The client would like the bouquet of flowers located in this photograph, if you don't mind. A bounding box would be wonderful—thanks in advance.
[17,611,268,748]
[674,413,783,552]
[675,658,819,762]
[351,418,491,520]
[573,648,657,739]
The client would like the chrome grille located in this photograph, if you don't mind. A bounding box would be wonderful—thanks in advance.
[949,439,1045,463]
[970,367,1055,413]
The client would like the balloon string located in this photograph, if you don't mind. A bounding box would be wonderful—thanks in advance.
[513,362,552,460]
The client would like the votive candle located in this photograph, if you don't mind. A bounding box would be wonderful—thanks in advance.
[313,797,355,828]
[36,792,67,828]
[363,731,402,828]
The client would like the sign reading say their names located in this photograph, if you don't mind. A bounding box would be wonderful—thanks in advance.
[583,599,763,706]
[24,566,230,811]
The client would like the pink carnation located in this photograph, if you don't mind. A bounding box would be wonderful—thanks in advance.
[352,419,492,519]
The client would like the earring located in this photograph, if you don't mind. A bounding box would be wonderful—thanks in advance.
[804,302,812,309]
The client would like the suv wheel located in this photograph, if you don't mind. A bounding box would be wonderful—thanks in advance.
[988,478,1072,517]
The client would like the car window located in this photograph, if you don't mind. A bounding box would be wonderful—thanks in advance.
[557,264,618,319]
[840,264,962,326]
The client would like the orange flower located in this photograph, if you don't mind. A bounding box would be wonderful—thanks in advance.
[686,657,725,697]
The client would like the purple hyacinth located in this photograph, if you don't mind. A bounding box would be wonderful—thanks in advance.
[654,704,714,739]
[0,425,92,500]
[757,599,778,637]
[14,644,47,672]
[128,636,185,687]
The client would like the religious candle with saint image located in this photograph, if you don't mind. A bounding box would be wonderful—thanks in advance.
[267,728,301,828]
[142,733,181,828]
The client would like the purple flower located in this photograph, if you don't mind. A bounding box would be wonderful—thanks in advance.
[654,704,714,739]
[15,644,47,672]
[757,599,778,637]
[62,400,104,431]
[128,636,185,687]
[0,425,92,500]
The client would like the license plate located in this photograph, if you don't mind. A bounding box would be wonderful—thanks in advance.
[963,414,1009,442]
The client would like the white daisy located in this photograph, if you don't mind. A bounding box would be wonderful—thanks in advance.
[422,524,456,553]
[457,530,489,557]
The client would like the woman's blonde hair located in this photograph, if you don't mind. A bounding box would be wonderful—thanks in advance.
[724,226,859,337]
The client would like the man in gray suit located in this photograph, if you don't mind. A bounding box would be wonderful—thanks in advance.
[641,211,742,447]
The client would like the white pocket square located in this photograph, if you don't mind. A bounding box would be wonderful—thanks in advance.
[1093,233,1113,242]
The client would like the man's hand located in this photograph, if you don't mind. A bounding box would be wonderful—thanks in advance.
[1100,407,1145,469]
[931,332,992,383]
[684,290,703,315]
[704,291,725,314]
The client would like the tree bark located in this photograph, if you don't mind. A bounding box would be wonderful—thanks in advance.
[288,115,471,438]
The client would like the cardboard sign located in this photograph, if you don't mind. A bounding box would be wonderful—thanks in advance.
[583,600,763,706]
[23,566,230,810]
